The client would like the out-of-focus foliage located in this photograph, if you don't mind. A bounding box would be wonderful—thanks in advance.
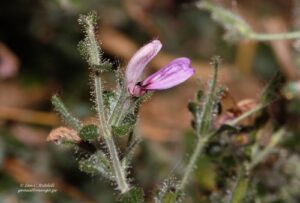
[0,0,300,203]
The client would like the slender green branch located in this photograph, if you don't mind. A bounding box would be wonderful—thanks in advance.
[248,31,300,41]
[198,1,300,42]
[229,167,249,203]
[94,76,110,137]
[227,103,266,126]
[94,75,130,193]
[105,137,130,193]
[199,58,219,135]
[248,128,285,169]
[179,57,220,190]
[179,135,210,190]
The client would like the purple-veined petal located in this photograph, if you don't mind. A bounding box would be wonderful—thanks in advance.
[141,57,195,90]
[125,40,162,91]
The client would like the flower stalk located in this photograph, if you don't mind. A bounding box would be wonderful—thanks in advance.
[179,57,220,190]
[94,66,130,195]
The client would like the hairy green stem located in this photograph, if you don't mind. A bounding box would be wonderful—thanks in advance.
[94,76,129,193]
[248,128,285,169]
[180,58,219,190]
[199,1,300,42]
[179,135,210,190]
[86,17,101,66]
[81,12,130,193]
[199,59,219,135]
[94,76,110,136]
[105,137,130,193]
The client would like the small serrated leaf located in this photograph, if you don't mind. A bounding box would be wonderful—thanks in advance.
[78,150,113,179]
[119,187,144,203]
[122,113,136,126]
[188,102,200,113]
[79,124,99,141]
[112,125,131,137]
[51,95,82,131]
[196,89,204,102]
[103,90,117,114]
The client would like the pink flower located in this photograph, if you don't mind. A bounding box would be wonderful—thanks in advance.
[126,40,195,97]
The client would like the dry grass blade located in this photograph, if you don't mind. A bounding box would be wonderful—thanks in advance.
[0,106,60,126]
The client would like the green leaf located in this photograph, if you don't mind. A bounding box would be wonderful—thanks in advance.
[196,89,204,102]
[51,95,81,131]
[162,192,179,203]
[79,124,99,141]
[119,187,144,203]
[78,150,113,179]
[122,113,136,126]
[112,125,131,137]
[103,90,117,114]
[187,102,200,113]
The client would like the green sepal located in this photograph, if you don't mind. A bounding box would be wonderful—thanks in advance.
[196,89,204,102]
[79,124,99,141]
[187,102,200,113]
[162,191,182,203]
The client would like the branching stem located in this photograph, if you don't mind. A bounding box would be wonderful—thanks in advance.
[248,32,300,41]
[179,58,219,190]
[94,76,130,193]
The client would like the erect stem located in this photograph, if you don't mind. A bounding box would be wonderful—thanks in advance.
[229,167,249,203]
[179,135,210,190]
[248,128,285,170]
[105,137,130,193]
[94,76,110,137]
[179,58,220,190]
[94,75,130,193]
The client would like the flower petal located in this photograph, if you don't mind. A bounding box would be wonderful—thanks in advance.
[141,57,195,90]
[125,40,162,88]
